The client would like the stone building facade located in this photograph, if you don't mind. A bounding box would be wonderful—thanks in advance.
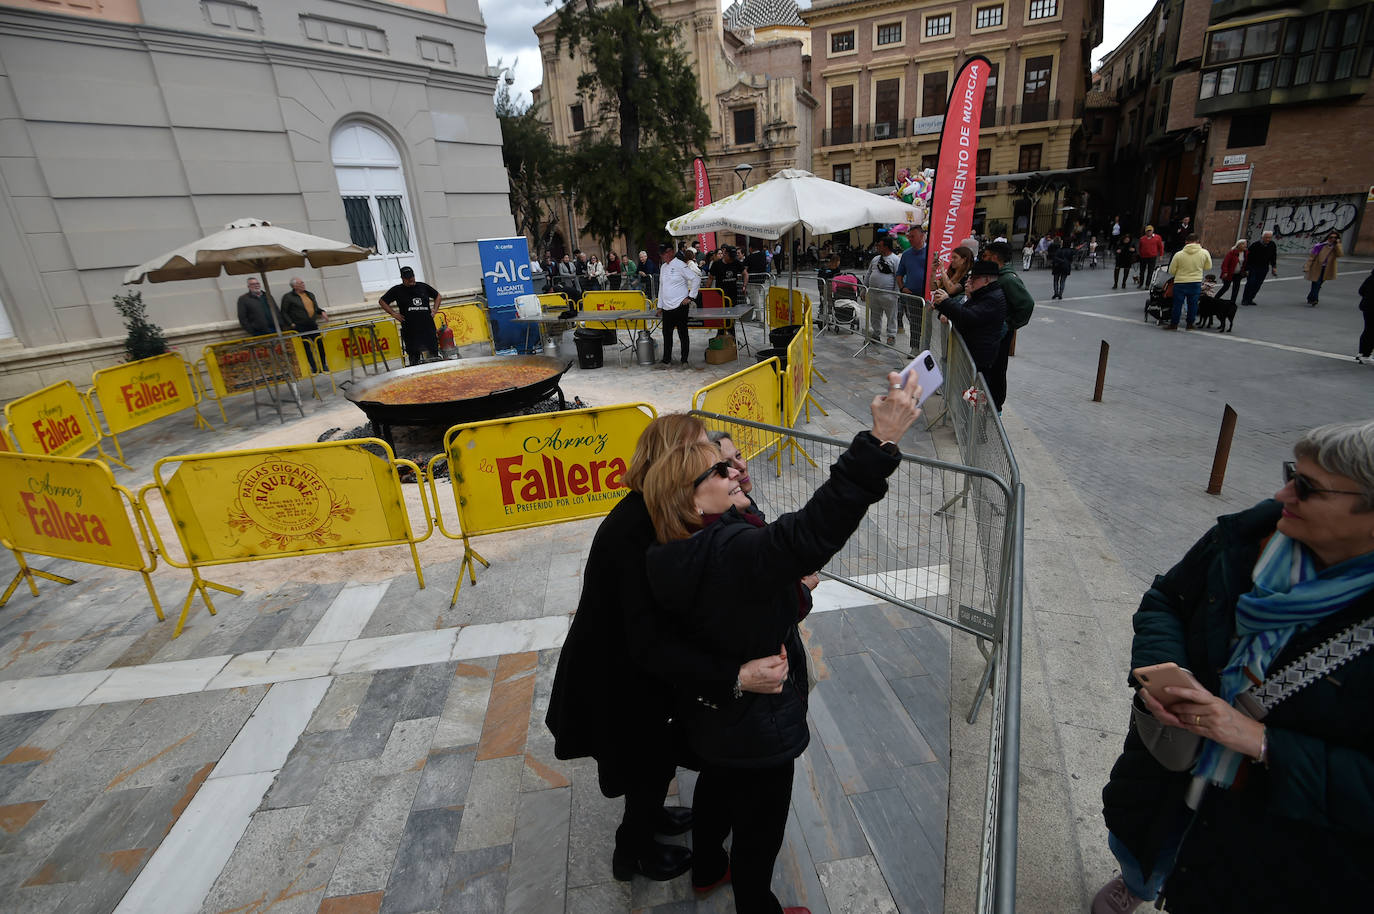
[532,0,815,256]
[804,0,1103,240]
[0,0,511,400]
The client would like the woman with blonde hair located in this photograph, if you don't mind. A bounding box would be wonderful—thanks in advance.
[546,413,788,884]
[643,373,920,914]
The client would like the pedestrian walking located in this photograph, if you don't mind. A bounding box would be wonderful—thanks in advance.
[1050,241,1073,299]
[1136,226,1165,288]
[863,237,901,345]
[1302,231,1343,306]
[1217,239,1247,304]
[1163,234,1212,330]
[1113,234,1137,289]
[1240,230,1278,306]
[1357,267,1374,364]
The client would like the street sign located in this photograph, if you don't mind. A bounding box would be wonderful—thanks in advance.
[1222,154,1247,166]
[1212,166,1250,185]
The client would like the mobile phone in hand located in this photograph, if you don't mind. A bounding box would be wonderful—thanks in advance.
[1132,662,1204,706]
[899,350,943,406]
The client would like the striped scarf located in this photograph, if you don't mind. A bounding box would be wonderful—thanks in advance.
[1194,532,1374,787]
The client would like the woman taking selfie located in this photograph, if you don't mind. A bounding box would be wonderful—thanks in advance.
[1095,419,1374,913]
[643,372,920,914]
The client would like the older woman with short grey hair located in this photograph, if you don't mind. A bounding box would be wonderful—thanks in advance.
[1095,418,1374,913]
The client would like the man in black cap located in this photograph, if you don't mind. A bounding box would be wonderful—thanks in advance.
[380,266,442,365]
[928,258,1007,381]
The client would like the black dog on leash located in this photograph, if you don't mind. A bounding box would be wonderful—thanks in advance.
[1196,285,1236,332]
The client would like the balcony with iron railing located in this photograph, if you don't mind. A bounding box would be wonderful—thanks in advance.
[819,101,1065,147]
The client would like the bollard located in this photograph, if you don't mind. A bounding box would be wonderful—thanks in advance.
[1092,340,1109,402]
[1008,329,1017,357]
[1207,404,1238,495]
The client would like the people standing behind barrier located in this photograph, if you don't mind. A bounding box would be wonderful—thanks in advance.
[1217,239,1247,305]
[1241,230,1278,307]
[546,414,790,887]
[929,259,1007,381]
[745,240,770,317]
[1303,231,1343,307]
[1050,241,1074,300]
[933,246,974,301]
[1113,234,1137,289]
[1358,268,1374,364]
[607,251,622,290]
[379,266,441,365]
[896,226,929,358]
[280,277,328,374]
[709,246,746,308]
[621,252,638,291]
[643,375,920,914]
[864,237,902,346]
[1093,419,1374,914]
[557,254,580,298]
[983,242,1035,412]
[1164,235,1213,331]
[638,250,658,297]
[587,254,607,292]
[236,277,282,337]
[656,247,700,370]
[1137,226,1165,289]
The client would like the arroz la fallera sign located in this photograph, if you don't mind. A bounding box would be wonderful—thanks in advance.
[3,380,100,459]
[444,404,656,537]
[89,353,199,435]
[0,451,146,569]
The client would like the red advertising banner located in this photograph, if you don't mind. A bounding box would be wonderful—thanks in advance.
[693,157,717,252]
[927,56,992,286]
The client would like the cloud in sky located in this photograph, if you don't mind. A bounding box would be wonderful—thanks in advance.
[477,0,1159,106]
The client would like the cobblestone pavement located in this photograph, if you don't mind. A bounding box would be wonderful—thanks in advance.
[0,325,964,914]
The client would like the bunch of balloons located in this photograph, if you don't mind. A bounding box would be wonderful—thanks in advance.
[884,167,934,243]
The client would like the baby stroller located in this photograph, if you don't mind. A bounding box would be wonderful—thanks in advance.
[1144,272,1173,324]
[826,273,862,334]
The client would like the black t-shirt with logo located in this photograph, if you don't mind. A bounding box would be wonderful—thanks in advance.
[710,259,745,304]
[382,281,440,348]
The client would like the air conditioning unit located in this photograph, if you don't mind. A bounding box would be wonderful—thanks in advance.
[873,123,892,139]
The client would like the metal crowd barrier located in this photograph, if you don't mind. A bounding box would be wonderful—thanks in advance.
[689,408,1024,914]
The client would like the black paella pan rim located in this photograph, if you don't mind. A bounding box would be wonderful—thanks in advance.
[344,355,573,426]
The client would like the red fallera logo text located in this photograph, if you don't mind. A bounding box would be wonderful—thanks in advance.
[342,336,392,358]
[21,492,110,544]
[32,414,82,452]
[121,379,178,412]
[496,454,627,506]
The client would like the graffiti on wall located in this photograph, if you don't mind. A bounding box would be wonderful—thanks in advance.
[1247,194,1364,254]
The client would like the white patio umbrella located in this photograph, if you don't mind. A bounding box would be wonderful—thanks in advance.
[665,169,920,240]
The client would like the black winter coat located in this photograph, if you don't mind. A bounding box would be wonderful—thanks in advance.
[645,432,901,766]
[933,282,1007,378]
[545,491,738,796]
[1102,500,1374,912]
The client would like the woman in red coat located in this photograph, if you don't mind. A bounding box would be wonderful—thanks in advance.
[1217,239,1247,305]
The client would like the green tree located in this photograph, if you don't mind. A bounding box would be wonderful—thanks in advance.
[554,0,710,249]
[495,74,565,255]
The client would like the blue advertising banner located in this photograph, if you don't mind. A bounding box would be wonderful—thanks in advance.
[477,236,535,351]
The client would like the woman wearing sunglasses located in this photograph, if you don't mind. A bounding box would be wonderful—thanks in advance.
[1095,419,1374,914]
[641,373,920,914]
[546,414,790,884]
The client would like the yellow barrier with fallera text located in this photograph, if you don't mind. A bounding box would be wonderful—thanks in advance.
[0,451,162,619]
[3,379,124,467]
[768,286,810,330]
[429,403,656,603]
[321,321,403,371]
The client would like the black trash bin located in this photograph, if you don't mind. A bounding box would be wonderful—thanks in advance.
[573,328,604,369]
[769,324,802,349]
[755,347,789,372]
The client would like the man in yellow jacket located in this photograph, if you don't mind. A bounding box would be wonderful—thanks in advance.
[1164,234,1213,330]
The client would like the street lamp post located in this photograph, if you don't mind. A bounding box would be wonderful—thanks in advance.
[733,163,754,249]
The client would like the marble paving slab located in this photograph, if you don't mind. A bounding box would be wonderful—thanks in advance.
[212,677,331,777]
[204,642,346,691]
[333,628,459,675]
[306,581,392,645]
[81,656,231,706]
[0,670,110,715]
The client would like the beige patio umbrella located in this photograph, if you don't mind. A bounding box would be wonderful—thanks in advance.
[123,217,371,417]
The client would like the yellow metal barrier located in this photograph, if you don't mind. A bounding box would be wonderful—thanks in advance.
[434,302,495,354]
[3,379,127,469]
[87,352,213,466]
[767,285,810,330]
[427,403,656,604]
[692,358,784,463]
[582,290,650,331]
[321,320,402,372]
[199,333,321,413]
[139,438,432,636]
[0,451,163,620]
[780,312,819,468]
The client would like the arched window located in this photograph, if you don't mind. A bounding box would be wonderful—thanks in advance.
[331,123,422,293]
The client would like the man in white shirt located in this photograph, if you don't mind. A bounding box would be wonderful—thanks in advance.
[656,246,701,369]
[864,237,902,345]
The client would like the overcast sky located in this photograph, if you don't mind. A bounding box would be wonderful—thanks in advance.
[477,0,1157,108]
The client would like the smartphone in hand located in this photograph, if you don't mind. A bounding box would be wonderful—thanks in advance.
[899,350,943,406]
[1132,662,1204,706]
